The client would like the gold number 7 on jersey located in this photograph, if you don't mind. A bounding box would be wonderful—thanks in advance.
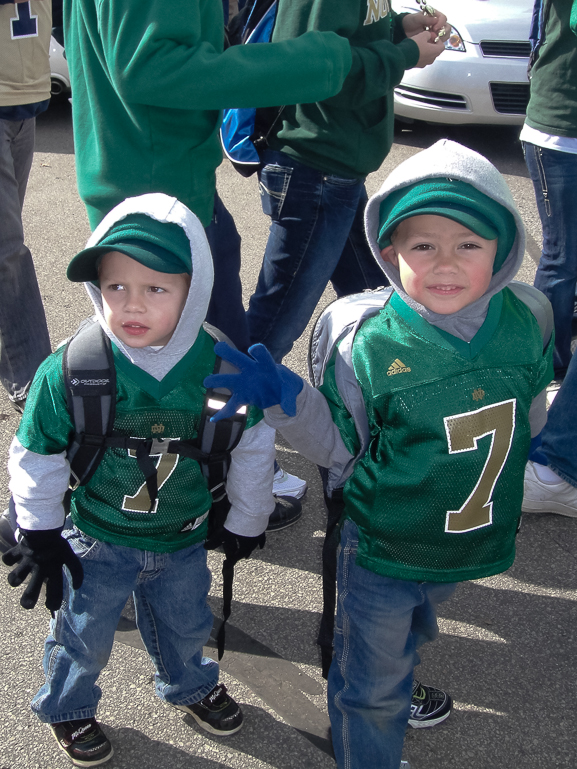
[444,399,516,533]
[122,449,180,514]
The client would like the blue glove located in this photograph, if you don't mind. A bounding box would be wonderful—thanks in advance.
[204,342,303,423]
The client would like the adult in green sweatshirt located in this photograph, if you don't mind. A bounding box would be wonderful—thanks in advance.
[62,0,352,349]
[245,0,449,363]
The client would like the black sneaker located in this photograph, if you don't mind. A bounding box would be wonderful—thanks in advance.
[50,718,113,766]
[0,509,17,554]
[266,495,302,532]
[408,680,452,728]
[175,683,243,736]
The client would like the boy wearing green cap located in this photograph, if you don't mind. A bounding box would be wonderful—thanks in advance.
[2,193,278,766]
[200,140,554,768]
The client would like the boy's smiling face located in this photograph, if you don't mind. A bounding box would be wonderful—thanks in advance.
[99,251,190,347]
[380,214,497,314]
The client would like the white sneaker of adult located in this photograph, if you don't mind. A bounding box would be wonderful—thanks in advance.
[272,467,307,499]
[522,460,577,518]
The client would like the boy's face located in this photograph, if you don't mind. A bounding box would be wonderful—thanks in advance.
[99,251,190,347]
[380,215,497,314]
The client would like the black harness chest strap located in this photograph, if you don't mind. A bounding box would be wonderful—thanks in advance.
[63,318,116,490]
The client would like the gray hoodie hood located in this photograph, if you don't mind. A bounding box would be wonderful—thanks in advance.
[84,193,214,381]
[364,139,526,341]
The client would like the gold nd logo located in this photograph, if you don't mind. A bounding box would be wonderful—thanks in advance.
[472,389,485,402]
[364,0,391,26]
[151,423,165,434]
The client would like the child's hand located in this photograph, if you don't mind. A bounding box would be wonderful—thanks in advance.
[205,526,266,565]
[204,342,304,422]
[2,528,84,612]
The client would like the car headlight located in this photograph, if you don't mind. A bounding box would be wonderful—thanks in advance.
[444,26,466,51]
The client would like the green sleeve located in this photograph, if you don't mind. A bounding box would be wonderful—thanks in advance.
[318,355,361,458]
[96,0,351,110]
[16,348,75,456]
[272,0,419,109]
[572,0,577,33]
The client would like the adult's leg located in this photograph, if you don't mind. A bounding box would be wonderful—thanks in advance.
[134,541,218,705]
[536,349,577,488]
[0,117,51,402]
[328,519,454,769]
[246,150,364,362]
[330,186,389,298]
[205,193,250,351]
[523,142,577,379]
[31,528,136,723]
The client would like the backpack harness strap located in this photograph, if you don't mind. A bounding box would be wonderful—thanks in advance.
[63,319,247,660]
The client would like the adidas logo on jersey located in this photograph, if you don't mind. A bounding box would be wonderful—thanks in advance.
[387,359,411,376]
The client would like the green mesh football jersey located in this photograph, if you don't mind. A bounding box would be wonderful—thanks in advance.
[320,289,554,583]
[17,328,261,553]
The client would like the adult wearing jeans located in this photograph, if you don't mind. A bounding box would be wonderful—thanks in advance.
[246,0,448,363]
[521,0,577,381]
[523,346,577,517]
[0,0,52,411]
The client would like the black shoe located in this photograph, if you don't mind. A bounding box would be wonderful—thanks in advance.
[0,509,17,554]
[50,718,113,766]
[175,683,243,736]
[266,495,302,532]
[408,680,452,728]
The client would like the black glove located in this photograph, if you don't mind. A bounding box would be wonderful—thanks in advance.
[205,527,265,566]
[2,528,84,612]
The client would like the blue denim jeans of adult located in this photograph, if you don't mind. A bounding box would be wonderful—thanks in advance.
[328,519,456,769]
[246,149,388,363]
[523,142,577,379]
[205,192,250,352]
[31,527,218,724]
[0,117,51,401]
[531,344,577,488]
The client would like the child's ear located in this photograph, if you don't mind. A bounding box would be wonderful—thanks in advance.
[380,245,398,267]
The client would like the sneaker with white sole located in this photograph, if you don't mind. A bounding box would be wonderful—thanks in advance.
[272,466,307,499]
[266,495,302,531]
[409,680,452,728]
[50,718,113,766]
[522,460,577,518]
[175,682,243,736]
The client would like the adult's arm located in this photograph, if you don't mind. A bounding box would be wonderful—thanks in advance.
[271,0,420,109]
[97,0,352,110]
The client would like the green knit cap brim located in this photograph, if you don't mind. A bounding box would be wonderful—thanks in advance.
[377,179,517,273]
[67,215,192,282]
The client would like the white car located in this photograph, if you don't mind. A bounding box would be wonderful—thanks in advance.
[49,35,70,97]
[393,0,533,125]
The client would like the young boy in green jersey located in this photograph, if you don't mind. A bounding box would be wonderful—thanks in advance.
[200,140,554,768]
[2,193,280,767]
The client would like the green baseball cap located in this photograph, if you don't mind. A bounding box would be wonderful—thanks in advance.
[67,215,192,282]
[377,179,517,272]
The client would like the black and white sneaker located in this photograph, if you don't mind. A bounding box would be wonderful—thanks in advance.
[50,717,113,766]
[175,683,243,736]
[266,495,302,532]
[408,680,452,728]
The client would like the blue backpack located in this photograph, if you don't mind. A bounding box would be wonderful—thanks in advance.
[220,0,283,177]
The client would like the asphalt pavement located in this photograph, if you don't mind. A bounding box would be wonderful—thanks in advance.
[0,100,575,769]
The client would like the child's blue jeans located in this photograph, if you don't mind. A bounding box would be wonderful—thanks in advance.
[32,526,218,724]
[328,519,456,769]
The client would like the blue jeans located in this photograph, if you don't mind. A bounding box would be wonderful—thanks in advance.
[246,150,388,362]
[205,193,250,351]
[532,345,577,489]
[0,117,51,400]
[523,142,577,379]
[32,527,218,724]
[328,519,456,769]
